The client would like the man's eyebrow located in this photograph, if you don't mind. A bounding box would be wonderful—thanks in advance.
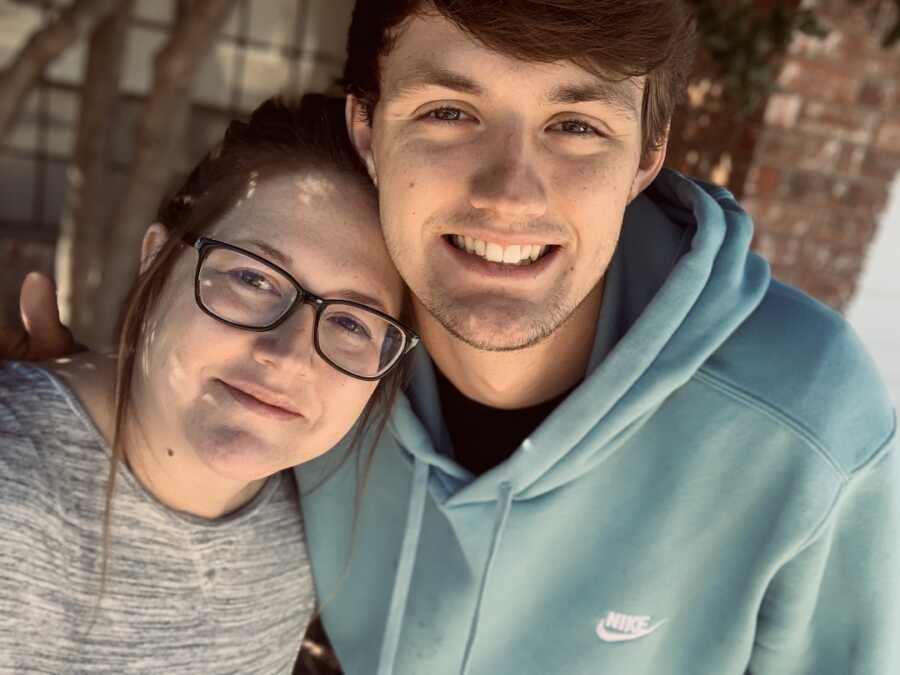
[547,80,640,118]
[384,63,484,101]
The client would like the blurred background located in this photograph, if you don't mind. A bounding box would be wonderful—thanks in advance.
[0,1,898,673]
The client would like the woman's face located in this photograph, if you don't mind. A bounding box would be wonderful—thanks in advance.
[133,170,404,482]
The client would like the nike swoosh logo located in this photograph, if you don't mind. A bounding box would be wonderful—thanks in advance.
[595,619,667,643]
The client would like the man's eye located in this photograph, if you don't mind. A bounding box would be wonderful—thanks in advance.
[553,119,601,137]
[422,107,469,123]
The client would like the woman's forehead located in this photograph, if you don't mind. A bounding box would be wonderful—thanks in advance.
[210,171,402,306]
[237,170,372,214]
[216,171,378,240]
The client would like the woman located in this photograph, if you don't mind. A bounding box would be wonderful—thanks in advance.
[0,95,417,674]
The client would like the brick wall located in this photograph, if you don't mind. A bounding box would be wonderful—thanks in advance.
[742,0,900,310]
[666,57,770,203]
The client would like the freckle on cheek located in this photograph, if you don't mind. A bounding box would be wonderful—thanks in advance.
[408,181,415,189]
[167,449,174,458]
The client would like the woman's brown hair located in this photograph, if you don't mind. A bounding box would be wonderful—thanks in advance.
[95,94,409,604]
[343,0,697,159]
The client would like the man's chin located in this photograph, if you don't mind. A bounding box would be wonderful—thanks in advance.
[427,297,568,352]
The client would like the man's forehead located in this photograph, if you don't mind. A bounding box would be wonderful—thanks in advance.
[382,58,642,118]
[378,12,643,115]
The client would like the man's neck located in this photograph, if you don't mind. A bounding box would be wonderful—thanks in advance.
[417,281,604,410]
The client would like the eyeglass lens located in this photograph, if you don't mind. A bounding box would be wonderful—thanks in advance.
[196,246,405,378]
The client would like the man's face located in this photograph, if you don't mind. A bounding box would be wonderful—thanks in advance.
[350,12,665,351]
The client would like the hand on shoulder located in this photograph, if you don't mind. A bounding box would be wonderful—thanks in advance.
[0,272,79,361]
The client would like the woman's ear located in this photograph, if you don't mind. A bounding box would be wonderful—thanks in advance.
[345,94,378,186]
[140,223,170,274]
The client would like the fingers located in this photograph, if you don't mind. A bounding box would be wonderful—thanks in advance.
[0,325,30,361]
[19,272,76,361]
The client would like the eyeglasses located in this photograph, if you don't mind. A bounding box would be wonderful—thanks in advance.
[184,235,419,381]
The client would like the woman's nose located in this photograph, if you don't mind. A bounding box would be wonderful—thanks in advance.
[250,304,318,376]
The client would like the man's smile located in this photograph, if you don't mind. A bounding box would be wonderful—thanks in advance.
[446,234,553,265]
[440,234,561,280]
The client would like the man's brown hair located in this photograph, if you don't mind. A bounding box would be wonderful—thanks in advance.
[343,0,696,158]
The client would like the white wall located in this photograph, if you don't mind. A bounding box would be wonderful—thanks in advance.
[847,174,900,407]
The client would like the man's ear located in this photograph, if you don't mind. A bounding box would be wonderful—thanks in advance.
[628,132,669,204]
[345,94,378,186]
[140,223,170,274]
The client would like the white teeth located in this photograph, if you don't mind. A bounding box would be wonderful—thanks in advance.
[449,235,549,265]
[502,245,520,264]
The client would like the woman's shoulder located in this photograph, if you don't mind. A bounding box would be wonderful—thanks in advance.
[0,361,64,458]
[1,355,114,437]
[0,365,73,652]
[0,361,68,455]
[0,363,68,539]
[0,360,61,420]
[0,359,109,505]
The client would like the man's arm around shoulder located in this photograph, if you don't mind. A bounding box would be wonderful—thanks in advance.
[0,272,78,361]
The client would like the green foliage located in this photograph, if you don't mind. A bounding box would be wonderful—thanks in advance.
[688,0,898,120]
[688,0,829,119]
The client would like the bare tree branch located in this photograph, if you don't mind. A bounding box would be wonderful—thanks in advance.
[0,0,123,139]
[94,0,238,347]
[55,0,134,349]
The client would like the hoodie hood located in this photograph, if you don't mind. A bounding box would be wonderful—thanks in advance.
[392,169,771,504]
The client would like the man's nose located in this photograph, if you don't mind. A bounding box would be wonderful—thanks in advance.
[469,127,547,221]
[251,304,317,376]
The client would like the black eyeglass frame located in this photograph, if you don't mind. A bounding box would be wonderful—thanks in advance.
[184,234,419,381]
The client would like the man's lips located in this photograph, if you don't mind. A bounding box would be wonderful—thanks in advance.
[440,235,560,280]
[446,234,552,265]
[217,379,304,421]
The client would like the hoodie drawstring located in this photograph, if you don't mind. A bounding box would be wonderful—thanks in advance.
[460,481,514,675]
[376,458,429,675]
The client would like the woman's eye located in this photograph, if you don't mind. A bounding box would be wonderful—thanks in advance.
[553,119,601,137]
[230,268,276,293]
[331,314,372,339]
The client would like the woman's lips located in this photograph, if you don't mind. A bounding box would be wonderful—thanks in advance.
[216,379,304,421]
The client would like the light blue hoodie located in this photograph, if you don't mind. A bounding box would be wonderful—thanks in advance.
[297,169,899,675]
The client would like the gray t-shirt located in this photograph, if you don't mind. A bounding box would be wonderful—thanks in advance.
[0,362,316,674]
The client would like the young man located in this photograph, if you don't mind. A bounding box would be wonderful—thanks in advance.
[299,3,898,674]
[6,2,898,674]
